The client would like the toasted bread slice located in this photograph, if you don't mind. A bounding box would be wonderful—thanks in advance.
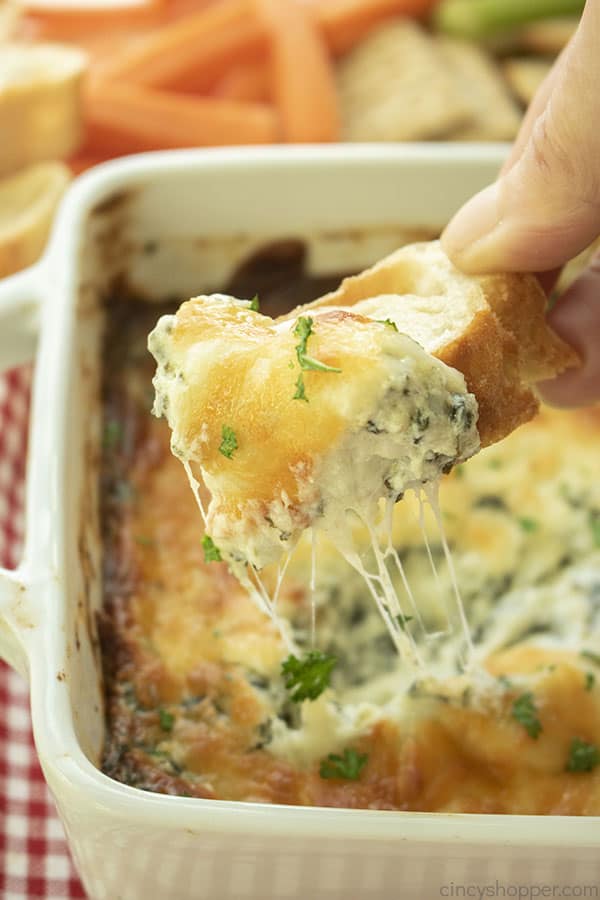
[0,42,86,177]
[150,289,481,569]
[437,37,522,141]
[285,241,579,447]
[0,161,70,276]
[336,20,471,142]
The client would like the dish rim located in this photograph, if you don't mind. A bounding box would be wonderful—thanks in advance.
[3,144,599,846]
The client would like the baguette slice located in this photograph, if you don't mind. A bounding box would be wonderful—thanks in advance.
[336,20,471,142]
[437,37,522,141]
[149,241,579,572]
[0,161,70,276]
[285,241,579,447]
[0,42,86,176]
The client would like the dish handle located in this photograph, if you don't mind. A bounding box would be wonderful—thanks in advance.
[0,265,43,679]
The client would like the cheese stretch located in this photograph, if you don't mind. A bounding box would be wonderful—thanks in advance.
[149,293,480,666]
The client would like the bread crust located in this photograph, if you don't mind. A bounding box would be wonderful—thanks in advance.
[284,241,580,447]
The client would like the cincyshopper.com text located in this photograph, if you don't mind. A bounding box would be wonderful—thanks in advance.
[439,882,599,899]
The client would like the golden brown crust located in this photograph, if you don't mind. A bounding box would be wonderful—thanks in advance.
[290,241,580,447]
[478,271,579,384]
[438,308,539,446]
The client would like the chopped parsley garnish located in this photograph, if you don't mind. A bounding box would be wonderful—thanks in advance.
[585,672,595,692]
[281,650,337,702]
[518,517,539,533]
[294,316,342,374]
[395,614,414,631]
[512,692,542,739]
[581,650,600,666]
[219,425,238,459]
[135,535,154,547]
[293,374,308,402]
[319,747,368,781]
[103,420,123,450]
[377,318,398,332]
[159,708,174,731]
[487,459,502,470]
[249,294,260,312]
[589,512,600,548]
[566,738,600,773]
[202,535,222,563]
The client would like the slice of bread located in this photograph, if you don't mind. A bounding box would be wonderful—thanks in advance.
[437,37,522,141]
[336,20,471,142]
[281,241,579,447]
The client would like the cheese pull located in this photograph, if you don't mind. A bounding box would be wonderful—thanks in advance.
[149,292,480,570]
[148,241,577,571]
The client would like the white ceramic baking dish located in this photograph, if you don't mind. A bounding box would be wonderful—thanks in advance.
[1,146,599,900]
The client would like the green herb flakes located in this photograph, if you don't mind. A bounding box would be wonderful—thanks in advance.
[518,517,539,533]
[585,672,595,692]
[159,708,174,732]
[377,318,398,332]
[202,535,222,563]
[293,374,308,402]
[512,692,542,739]
[320,748,368,781]
[249,295,260,312]
[395,614,414,631]
[566,738,600,773]
[281,650,337,702]
[581,650,600,667]
[219,425,238,459]
[293,316,341,374]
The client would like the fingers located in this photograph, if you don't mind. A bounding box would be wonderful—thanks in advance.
[538,251,600,407]
[500,46,566,177]
[441,0,600,275]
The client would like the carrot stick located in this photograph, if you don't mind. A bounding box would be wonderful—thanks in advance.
[22,0,166,32]
[213,58,270,103]
[94,0,266,91]
[254,0,340,143]
[20,0,210,44]
[312,0,439,55]
[68,153,112,175]
[83,82,280,152]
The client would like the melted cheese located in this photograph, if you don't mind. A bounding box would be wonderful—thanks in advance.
[141,284,600,809]
[149,294,480,667]
[104,344,600,811]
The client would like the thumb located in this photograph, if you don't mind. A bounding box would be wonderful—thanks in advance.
[441,0,600,275]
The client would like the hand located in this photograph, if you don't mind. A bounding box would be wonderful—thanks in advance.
[441,0,600,407]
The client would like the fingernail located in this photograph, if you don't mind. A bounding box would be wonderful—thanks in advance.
[441,182,502,272]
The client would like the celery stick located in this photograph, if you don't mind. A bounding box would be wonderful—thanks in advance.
[434,0,585,40]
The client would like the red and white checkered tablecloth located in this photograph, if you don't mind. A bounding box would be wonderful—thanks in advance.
[0,366,87,899]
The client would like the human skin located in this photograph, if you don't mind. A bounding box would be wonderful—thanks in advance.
[441,0,600,407]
